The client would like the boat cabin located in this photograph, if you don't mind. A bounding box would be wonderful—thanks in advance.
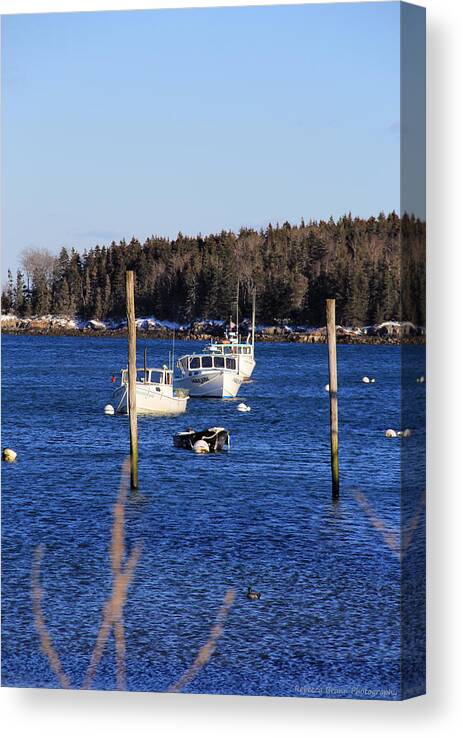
[120,367,173,386]
[178,354,238,375]
[204,342,253,357]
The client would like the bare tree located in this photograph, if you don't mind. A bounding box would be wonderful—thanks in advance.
[20,248,55,289]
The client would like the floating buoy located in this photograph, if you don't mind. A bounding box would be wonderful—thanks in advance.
[237,402,251,412]
[417,376,425,383]
[362,376,370,383]
[324,384,330,392]
[385,428,411,438]
[370,378,376,383]
[193,439,209,454]
[2,448,17,462]
[104,404,115,415]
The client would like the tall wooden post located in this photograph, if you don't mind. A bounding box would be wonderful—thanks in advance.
[326,299,339,499]
[126,271,138,489]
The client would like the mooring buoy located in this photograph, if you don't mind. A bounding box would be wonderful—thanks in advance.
[237,402,251,412]
[2,448,17,462]
[193,439,209,454]
[385,429,397,438]
[104,404,115,415]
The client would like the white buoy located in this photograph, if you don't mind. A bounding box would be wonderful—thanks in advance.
[237,402,251,412]
[362,376,370,383]
[2,448,17,462]
[193,439,209,454]
[104,404,115,415]
[385,429,397,438]
[403,428,412,437]
[370,378,376,383]
[417,376,425,383]
[324,384,330,392]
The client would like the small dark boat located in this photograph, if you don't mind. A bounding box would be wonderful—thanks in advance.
[173,426,230,452]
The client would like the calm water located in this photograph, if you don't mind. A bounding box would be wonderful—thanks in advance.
[1,335,425,698]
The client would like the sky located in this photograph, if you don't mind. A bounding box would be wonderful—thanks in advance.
[1,2,402,280]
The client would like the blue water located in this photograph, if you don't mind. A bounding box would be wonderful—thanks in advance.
[1,335,425,699]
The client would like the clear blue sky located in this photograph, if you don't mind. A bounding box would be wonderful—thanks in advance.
[1,2,401,280]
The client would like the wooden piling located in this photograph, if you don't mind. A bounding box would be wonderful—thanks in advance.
[326,299,339,498]
[125,271,138,489]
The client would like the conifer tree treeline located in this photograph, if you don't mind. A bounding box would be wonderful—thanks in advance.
[2,213,425,326]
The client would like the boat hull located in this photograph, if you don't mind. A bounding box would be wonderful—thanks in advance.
[237,354,256,380]
[173,427,230,452]
[176,370,242,398]
[113,383,188,415]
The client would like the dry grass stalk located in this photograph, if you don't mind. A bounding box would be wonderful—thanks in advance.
[83,458,141,690]
[31,458,237,693]
[355,489,425,561]
[355,490,399,557]
[168,587,236,693]
[401,489,426,558]
[83,543,141,689]
[31,544,71,689]
[31,458,142,691]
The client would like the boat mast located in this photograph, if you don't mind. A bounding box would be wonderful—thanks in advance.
[236,279,240,342]
[171,323,176,374]
[251,287,256,355]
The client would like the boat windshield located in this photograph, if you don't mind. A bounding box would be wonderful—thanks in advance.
[149,370,164,384]
[121,369,165,384]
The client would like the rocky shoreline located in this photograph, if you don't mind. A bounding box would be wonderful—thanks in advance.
[1,315,425,345]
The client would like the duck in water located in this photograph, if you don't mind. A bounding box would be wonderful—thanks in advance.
[246,586,261,601]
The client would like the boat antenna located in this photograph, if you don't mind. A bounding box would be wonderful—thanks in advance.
[251,287,256,354]
[236,278,240,342]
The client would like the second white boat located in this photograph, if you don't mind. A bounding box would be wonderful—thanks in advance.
[176,353,243,398]
[113,366,189,414]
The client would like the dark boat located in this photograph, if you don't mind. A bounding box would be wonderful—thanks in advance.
[173,426,230,452]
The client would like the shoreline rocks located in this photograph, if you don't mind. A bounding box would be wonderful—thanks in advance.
[1,314,426,345]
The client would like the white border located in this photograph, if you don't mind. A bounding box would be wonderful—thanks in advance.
[2,1,463,736]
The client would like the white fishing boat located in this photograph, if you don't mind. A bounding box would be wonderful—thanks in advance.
[176,353,243,398]
[201,288,257,381]
[113,366,188,415]
[202,330,255,381]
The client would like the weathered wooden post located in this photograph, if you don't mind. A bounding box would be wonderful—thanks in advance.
[125,271,138,489]
[326,299,339,499]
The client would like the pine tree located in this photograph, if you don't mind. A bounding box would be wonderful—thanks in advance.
[14,270,26,316]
